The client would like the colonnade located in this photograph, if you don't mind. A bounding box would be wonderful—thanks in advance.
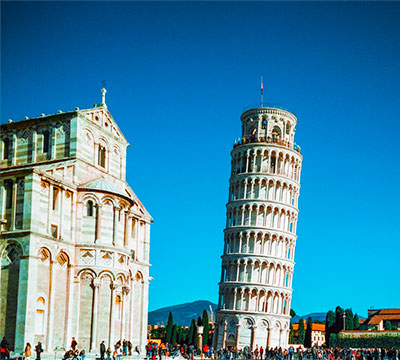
[229,177,299,207]
[220,260,293,289]
[224,231,296,260]
[226,204,298,234]
[218,287,291,316]
[231,149,301,182]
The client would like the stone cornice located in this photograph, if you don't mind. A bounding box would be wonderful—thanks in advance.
[226,199,299,213]
[241,108,297,123]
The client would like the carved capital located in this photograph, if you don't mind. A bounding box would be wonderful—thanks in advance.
[122,284,130,295]
[92,278,101,288]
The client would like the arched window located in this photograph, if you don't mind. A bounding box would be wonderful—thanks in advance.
[286,123,291,135]
[87,200,94,216]
[43,130,50,153]
[98,145,106,168]
[2,137,9,160]
[35,297,46,335]
[262,119,267,129]
[5,180,13,209]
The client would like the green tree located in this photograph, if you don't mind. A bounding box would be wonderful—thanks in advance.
[197,316,203,326]
[202,310,210,346]
[335,306,344,333]
[353,314,360,330]
[384,320,392,330]
[171,324,177,345]
[298,319,305,344]
[290,309,296,318]
[304,317,313,348]
[188,319,196,346]
[165,312,174,343]
[289,324,295,344]
[345,309,354,330]
[325,311,336,347]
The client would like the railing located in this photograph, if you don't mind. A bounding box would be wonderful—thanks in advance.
[242,102,296,115]
[233,136,301,153]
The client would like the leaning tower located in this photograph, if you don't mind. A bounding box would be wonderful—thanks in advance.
[214,105,302,350]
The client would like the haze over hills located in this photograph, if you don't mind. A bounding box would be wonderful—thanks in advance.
[148,300,218,326]
[148,301,333,326]
[291,312,327,324]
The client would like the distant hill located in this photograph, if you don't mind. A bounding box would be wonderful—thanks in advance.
[148,300,217,326]
[291,312,327,324]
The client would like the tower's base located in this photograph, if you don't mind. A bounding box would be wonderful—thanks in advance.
[214,311,290,350]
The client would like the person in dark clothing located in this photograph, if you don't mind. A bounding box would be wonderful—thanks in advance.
[100,342,106,360]
[71,338,77,351]
[35,342,43,360]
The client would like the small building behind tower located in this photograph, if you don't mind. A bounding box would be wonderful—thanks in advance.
[0,91,152,353]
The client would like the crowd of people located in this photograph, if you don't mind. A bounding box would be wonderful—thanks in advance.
[0,337,141,360]
[145,343,400,360]
[2,337,400,360]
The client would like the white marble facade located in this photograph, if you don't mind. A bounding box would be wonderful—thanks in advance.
[215,106,302,350]
[0,93,152,354]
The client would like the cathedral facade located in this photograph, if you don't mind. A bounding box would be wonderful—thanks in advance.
[0,91,152,353]
[215,105,302,350]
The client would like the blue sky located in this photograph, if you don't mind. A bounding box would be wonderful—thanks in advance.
[2,2,400,318]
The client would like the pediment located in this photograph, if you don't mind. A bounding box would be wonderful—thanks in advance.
[79,106,128,145]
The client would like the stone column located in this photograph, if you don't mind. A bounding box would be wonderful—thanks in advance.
[47,260,57,351]
[251,325,257,350]
[71,276,81,342]
[109,283,117,347]
[235,324,241,348]
[32,130,37,162]
[47,183,53,235]
[197,325,204,351]
[129,278,135,343]
[96,204,102,241]
[90,278,101,351]
[113,206,119,246]
[222,321,227,349]
[10,180,17,230]
[124,212,130,247]
[51,127,57,160]
[64,264,74,348]
[121,285,130,339]
[11,134,17,166]
[266,328,271,349]
[59,188,64,239]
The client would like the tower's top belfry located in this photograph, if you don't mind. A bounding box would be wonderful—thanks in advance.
[239,106,298,153]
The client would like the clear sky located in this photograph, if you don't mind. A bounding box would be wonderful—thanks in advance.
[2,1,400,318]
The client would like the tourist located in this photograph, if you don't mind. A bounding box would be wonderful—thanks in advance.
[71,338,78,351]
[100,341,106,360]
[0,338,9,360]
[79,349,86,360]
[106,347,112,360]
[122,340,128,356]
[35,342,43,360]
[24,343,32,360]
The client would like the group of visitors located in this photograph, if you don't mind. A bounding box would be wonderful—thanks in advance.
[100,339,140,360]
[214,347,400,360]
[61,338,86,360]
[146,342,214,360]
[0,336,143,360]
[1,338,44,360]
